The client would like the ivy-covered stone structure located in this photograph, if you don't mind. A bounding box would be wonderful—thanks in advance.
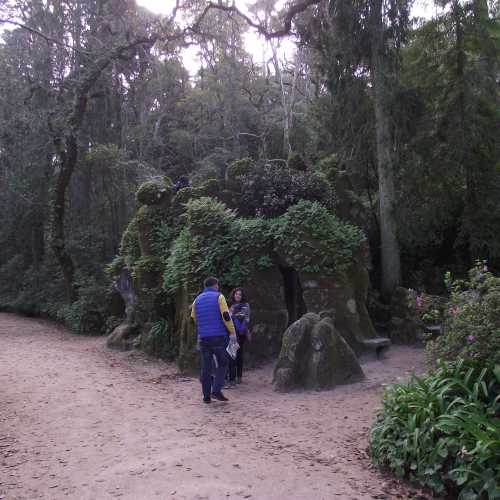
[106,158,388,376]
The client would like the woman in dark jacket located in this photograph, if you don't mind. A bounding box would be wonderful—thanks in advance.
[228,287,251,385]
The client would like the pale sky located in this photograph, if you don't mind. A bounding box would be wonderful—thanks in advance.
[137,0,437,75]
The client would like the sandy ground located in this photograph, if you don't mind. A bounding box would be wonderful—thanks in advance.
[0,313,433,500]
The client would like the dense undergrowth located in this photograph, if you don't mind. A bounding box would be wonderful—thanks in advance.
[370,264,500,499]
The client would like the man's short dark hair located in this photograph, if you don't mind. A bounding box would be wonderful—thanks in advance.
[204,277,219,288]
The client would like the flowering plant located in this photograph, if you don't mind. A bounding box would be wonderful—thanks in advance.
[427,261,500,366]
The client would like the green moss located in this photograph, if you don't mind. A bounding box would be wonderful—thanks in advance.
[136,180,171,206]
[226,157,254,179]
[273,200,365,275]
[105,255,125,277]
[120,216,141,267]
[136,205,174,257]
[135,256,163,274]
[172,180,220,211]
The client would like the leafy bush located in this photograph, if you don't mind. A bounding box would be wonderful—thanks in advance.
[164,198,244,293]
[427,262,500,366]
[238,161,334,217]
[370,360,500,499]
[142,318,178,360]
[273,200,366,275]
[120,216,141,267]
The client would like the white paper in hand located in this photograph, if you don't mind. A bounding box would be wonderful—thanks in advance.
[226,338,240,360]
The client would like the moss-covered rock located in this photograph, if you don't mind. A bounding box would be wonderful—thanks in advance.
[226,157,254,180]
[136,205,170,257]
[273,312,364,392]
[171,180,221,218]
[107,323,141,350]
[299,246,378,354]
[120,216,141,268]
[136,180,172,206]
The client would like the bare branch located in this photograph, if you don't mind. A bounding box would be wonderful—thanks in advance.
[0,18,89,54]
[196,0,323,39]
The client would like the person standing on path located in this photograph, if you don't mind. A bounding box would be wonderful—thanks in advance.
[228,288,251,386]
[191,276,236,404]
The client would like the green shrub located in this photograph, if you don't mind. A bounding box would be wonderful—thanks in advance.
[273,200,366,275]
[238,161,334,217]
[163,199,275,294]
[226,157,254,178]
[142,318,178,360]
[370,359,500,499]
[427,262,500,366]
[106,255,125,277]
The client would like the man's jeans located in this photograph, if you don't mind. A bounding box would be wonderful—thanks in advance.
[200,335,228,399]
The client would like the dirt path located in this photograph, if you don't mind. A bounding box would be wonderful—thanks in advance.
[0,313,431,500]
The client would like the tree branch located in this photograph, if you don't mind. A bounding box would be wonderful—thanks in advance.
[196,0,323,39]
[0,18,89,54]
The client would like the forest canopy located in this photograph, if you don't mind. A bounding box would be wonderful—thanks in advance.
[0,0,499,323]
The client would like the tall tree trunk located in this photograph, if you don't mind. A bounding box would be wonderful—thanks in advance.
[51,135,78,302]
[49,35,158,303]
[370,0,401,297]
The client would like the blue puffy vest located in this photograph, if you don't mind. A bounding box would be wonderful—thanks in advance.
[194,288,228,338]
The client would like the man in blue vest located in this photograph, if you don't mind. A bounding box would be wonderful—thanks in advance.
[191,277,236,404]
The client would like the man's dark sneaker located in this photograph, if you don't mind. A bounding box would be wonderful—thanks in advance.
[236,377,242,384]
[212,392,229,402]
[203,396,211,404]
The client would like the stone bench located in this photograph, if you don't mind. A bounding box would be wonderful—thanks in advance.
[360,337,391,359]
[421,324,442,341]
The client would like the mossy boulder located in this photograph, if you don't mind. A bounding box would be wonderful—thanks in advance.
[136,180,172,206]
[136,205,168,257]
[226,157,254,180]
[107,323,141,350]
[299,246,378,354]
[273,312,364,392]
[171,180,220,218]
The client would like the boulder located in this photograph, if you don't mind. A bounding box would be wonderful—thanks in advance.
[273,312,364,392]
[107,323,140,350]
[299,246,379,354]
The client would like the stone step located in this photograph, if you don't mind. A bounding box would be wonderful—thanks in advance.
[360,337,391,359]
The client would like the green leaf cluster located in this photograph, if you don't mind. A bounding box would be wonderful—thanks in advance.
[163,197,364,295]
[427,262,500,366]
[370,360,500,499]
[273,200,366,275]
